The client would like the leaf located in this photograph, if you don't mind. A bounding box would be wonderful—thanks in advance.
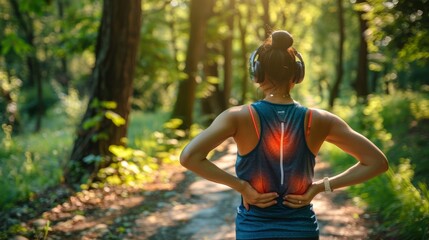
[109,145,134,160]
[82,114,103,130]
[105,111,126,126]
[101,101,117,109]
[1,34,32,56]
[163,118,183,129]
[91,132,109,142]
[90,98,100,108]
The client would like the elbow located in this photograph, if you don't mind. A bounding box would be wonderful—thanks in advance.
[179,148,198,169]
[377,155,389,174]
[179,150,190,168]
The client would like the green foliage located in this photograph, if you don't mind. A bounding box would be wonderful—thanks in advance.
[85,116,191,189]
[1,33,32,56]
[0,85,84,210]
[83,99,126,142]
[323,91,429,238]
[359,0,429,89]
[0,115,73,210]
[19,82,59,121]
[349,160,429,239]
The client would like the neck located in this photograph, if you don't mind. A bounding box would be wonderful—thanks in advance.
[264,91,294,104]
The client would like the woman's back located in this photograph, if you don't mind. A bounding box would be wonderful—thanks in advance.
[236,100,315,196]
[234,100,320,239]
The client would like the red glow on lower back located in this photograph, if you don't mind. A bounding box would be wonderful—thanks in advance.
[287,175,310,195]
[250,172,270,193]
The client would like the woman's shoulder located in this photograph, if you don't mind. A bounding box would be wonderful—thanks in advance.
[214,105,250,122]
[307,107,343,127]
[223,104,253,115]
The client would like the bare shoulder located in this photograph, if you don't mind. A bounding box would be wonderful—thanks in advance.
[307,108,353,143]
[308,108,341,127]
[217,105,250,120]
[209,105,249,130]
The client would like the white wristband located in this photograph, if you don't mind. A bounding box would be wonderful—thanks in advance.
[323,177,332,192]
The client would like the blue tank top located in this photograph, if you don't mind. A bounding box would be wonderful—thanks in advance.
[235,100,319,239]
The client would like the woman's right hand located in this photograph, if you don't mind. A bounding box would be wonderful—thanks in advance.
[239,180,278,210]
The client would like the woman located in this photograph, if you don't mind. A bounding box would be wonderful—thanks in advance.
[179,30,388,240]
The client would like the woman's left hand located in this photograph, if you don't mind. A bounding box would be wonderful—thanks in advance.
[282,181,323,208]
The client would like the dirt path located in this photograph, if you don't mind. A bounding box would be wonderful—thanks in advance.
[128,140,371,240]
[12,140,372,240]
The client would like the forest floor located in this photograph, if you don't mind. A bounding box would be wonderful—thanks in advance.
[4,139,381,240]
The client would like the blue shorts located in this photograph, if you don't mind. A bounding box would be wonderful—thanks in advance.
[236,202,319,240]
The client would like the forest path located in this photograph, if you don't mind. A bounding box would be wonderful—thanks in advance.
[27,139,372,240]
[129,139,371,240]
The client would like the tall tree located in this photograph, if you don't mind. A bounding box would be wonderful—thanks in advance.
[355,0,369,98]
[329,0,345,108]
[67,0,142,184]
[8,0,44,131]
[261,0,271,38]
[238,0,251,104]
[171,0,215,130]
[54,0,70,88]
[222,0,235,108]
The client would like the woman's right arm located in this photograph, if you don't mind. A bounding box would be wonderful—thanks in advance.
[322,113,389,190]
[283,111,388,208]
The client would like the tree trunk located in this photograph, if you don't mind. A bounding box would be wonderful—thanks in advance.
[355,0,369,99]
[171,0,215,130]
[67,0,142,185]
[238,2,250,104]
[222,0,235,108]
[201,57,223,125]
[329,0,345,108]
[261,0,271,38]
[8,0,44,132]
[56,0,70,88]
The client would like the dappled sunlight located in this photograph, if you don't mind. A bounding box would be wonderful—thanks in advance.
[1,0,427,238]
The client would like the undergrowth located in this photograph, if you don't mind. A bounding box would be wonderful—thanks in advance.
[321,90,429,239]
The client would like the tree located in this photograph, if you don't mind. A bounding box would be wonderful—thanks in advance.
[222,0,235,108]
[363,0,429,90]
[237,0,251,104]
[8,0,44,131]
[261,0,270,38]
[171,0,215,130]
[329,0,345,107]
[67,0,142,185]
[354,0,369,98]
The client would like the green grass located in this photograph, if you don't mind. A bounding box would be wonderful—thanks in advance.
[0,100,171,210]
[127,110,170,149]
[0,105,75,210]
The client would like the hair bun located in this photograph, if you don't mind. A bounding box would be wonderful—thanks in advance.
[271,30,294,50]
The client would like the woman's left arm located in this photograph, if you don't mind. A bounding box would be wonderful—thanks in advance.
[180,108,245,191]
[180,108,278,209]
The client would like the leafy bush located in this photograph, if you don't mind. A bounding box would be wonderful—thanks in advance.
[0,121,72,210]
[87,117,193,188]
[323,91,429,239]
[0,89,84,210]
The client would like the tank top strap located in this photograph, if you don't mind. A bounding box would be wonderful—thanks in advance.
[306,109,313,136]
[247,104,260,140]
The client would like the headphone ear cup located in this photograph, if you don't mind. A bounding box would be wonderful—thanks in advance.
[294,61,304,83]
[254,61,264,83]
[249,48,265,83]
[294,52,305,84]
